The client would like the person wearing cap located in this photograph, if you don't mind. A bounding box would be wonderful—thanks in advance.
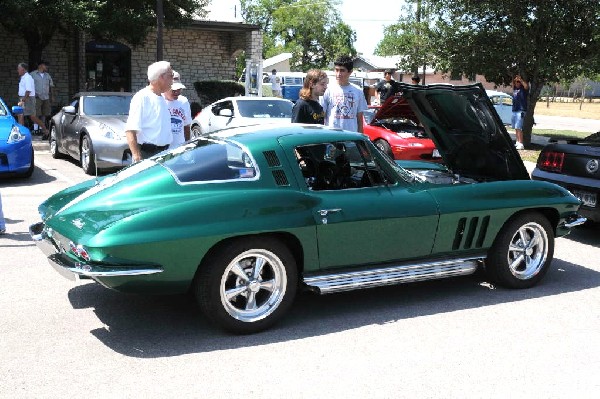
[163,70,192,149]
[375,69,400,104]
[125,61,173,162]
[30,60,54,138]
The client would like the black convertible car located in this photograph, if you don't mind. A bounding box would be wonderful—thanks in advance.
[532,132,600,222]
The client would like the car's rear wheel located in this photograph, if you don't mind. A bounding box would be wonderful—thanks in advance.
[485,212,554,289]
[49,126,63,159]
[191,125,203,139]
[374,139,394,159]
[80,134,96,175]
[194,237,298,334]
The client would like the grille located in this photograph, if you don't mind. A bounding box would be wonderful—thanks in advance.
[272,170,289,186]
[263,150,281,167]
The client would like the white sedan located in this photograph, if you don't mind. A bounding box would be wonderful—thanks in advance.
[486,90,513,125]
[191,96,293,137]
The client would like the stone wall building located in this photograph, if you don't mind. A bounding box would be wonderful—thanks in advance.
[0,21,262,108]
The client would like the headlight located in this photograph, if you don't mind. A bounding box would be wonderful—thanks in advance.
[7,125,26,143]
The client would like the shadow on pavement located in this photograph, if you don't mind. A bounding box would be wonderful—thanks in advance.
[66,256,600,358]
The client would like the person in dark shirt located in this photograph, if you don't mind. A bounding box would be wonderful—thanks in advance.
[511,74,529,150]
[375,69,400,104]
[291,69,328,124]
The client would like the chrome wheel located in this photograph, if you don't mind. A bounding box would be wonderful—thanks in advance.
[219,248,287,323]
[486,212,554,289]
[506,222,548,280]
[80,135,96,175]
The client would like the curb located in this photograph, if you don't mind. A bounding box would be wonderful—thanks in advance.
[31,136,50,152]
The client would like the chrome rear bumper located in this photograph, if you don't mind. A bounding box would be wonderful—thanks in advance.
[29,221,163,281]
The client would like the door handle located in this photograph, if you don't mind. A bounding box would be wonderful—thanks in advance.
[318,208,342,224]
[319,208,342,217]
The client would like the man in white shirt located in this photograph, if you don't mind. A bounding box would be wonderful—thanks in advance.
[320,55,368,132]
[125,61,173,162]
[17,62,47,135]
[163,71,192,149]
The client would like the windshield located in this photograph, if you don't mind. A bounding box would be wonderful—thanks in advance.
[236,100,292,118]
[155,139,257,184]
[82,95,132,116]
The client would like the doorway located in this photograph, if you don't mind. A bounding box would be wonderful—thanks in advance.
[85,41,131,92]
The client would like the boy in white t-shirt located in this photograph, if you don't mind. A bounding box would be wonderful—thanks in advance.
[163,71,192,148]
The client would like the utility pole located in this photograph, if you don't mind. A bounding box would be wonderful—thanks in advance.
[157,0,164,61]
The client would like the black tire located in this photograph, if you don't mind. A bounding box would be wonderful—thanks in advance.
[80,134,96,175]
[374,139,394,159]
[191,125,203,139]
[194,237,298,334]
[49,126,63,159]
[20,148,34,178]
[485,212,554,289]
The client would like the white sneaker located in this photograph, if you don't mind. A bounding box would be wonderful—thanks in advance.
[515,142,525,150]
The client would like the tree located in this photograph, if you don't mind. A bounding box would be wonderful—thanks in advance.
[375,0,436,83]
[0,0,208,69]
[428,0,600,146]
[240,0,356,71]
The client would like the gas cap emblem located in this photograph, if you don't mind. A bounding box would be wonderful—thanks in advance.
[585,159,599,174]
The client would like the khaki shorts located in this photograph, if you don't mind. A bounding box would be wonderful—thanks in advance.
[23,97,36,116]
[36,98,51,116]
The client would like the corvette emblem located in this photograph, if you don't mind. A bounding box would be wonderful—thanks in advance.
[585,159,599,174]
[72,218,85,229]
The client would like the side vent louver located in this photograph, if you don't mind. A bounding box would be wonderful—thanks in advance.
[452,216,490,250]
[263,150,281,167]
[272,170,289,186]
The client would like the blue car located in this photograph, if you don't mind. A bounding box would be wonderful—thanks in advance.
[0,97,34,178]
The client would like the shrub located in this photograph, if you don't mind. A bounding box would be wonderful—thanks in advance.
[193,80,245,107]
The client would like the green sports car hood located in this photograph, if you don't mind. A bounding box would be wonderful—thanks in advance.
[390,83,529,181]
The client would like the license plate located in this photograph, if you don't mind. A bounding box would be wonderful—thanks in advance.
[572,190,597,207]
[432,149,441,158]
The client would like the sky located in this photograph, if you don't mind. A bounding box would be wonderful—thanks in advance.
[206,0,403,56]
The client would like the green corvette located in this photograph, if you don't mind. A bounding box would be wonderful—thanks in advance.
[30,84,585,333]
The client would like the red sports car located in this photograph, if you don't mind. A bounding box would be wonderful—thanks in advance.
[362,96,440,161]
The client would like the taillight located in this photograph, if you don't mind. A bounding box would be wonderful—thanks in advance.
[538,151,564,172]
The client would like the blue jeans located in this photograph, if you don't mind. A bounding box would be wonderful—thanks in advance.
[511,111,525,129]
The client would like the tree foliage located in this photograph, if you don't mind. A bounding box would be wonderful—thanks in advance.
[240,0,356,71]
[429,0,600,145]
[375,0,436,81]
[0,0,209,68]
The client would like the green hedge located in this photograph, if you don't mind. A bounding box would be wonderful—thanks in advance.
[193,80,245,107]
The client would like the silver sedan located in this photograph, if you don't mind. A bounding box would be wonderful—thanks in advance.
[49,92,133,175]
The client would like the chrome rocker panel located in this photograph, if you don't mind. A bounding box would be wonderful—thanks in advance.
[303,257,482,294]
[29,222,163,281]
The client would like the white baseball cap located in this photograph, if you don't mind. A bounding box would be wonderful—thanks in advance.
[171,70,186,90]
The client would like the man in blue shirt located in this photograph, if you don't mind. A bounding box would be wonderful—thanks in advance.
[512,74,529,150]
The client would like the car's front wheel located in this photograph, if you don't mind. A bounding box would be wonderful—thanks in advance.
[485,212,554,289]
[191,125,203,139]
[194,238,298,334]
[49,126,63,159]
[374,139,394,159]
[80,134,96,175]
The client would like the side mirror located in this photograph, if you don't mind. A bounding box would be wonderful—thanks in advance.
[11,105,24,115]
[63,105,76,114]
[219,109,233,117]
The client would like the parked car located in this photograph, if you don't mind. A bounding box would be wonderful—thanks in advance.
[362,97,440,161]
[49,92,134,175]
[0,97,34,178]
[30,83,585,334]
[532,132,600,222]
[486,90,513,125]
[190,96,293,137]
